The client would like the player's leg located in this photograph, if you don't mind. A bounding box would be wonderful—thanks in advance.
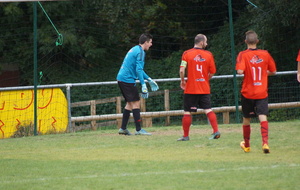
[240,95,254,152]
[241,117,251,152]
[256,98,270,153]
[121,103,132,130]
[124,90,151,135]
[125,100,141,132]
[204,109,217,132]
[177,94,194,141]
[177,111,192,141]
[181,111,192,139]
[259,114,270,153]
[199,94,220,139]
[129,100,145,134]
[117,81,139,135]
[258,114,268,144]
[204,109,220,139]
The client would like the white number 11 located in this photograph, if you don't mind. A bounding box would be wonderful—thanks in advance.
[252,66,262,81]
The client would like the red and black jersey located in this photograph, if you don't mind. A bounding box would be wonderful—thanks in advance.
[180,48,216,94]
[236,49,276,99]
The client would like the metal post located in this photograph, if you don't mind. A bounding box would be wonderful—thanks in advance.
[33,2,38,135]
[66,84,72,132]
[228,0,240,123]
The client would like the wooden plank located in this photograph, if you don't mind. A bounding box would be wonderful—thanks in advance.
[164,89,170,126]
[71,97,118,107]
[71,101,92,107]
[90,100,96,130]
[223,112,230,124]
[95,97,118,104]
[140,98,146,112]
[71,102,300,123]
[116,96,122,128]
[116,97,122,113]
[143,118,152,128]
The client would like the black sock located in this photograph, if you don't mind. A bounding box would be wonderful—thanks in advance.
[121,109,131,130]
[132,109,141,131]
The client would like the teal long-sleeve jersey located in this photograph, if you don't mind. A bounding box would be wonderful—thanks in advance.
[116,45,150,85]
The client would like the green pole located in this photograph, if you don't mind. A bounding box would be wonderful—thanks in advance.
[228,0,240,123]
[33,2,38,136]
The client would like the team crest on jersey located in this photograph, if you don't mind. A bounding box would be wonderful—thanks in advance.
[250,55,263,64]
[194,55,206,62]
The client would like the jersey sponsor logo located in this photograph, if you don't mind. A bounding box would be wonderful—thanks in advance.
[196,78,205,82]
[254,82,262,86]
[250,55,263,64]
[194,54,206,62]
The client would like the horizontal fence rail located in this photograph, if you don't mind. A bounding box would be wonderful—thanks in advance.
[0,71,298,132]
[0,71,297,91]
[71,101,300,126]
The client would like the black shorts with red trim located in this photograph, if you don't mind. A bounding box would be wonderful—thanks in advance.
[183,94,212,112]
[241,95,268,118]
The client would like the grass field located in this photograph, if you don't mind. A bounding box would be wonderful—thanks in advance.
[0,121,299,190]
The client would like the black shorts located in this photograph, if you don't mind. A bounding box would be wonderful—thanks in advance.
[118,81,140,102]
[183,94,212,112]
[241,95,269,118]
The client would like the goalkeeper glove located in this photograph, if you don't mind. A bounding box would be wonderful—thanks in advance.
[148,78,159,91]
[141,84,148,99]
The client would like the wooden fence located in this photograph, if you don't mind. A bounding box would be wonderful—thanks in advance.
[71,89,300,130]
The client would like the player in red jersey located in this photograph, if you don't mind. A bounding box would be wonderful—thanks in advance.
[296,49,300,82]
[177,34,220,141]
[236,30,276,153]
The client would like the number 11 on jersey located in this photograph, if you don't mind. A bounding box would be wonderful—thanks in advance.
[252,66,262,86]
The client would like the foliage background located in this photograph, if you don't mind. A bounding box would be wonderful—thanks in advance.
[0,0,299,123]
[1,0,299,83]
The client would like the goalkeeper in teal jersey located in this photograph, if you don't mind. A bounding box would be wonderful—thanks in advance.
[116,33,159,136]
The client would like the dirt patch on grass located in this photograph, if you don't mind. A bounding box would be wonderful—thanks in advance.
[97,124,244,137]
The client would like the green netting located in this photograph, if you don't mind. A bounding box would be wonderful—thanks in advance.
[0,1,299,133]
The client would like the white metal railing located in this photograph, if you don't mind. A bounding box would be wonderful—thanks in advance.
[0,70,298,131]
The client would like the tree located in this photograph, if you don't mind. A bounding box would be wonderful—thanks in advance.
[1,0,298,86]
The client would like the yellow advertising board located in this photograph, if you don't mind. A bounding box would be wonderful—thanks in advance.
[0,88,68,138]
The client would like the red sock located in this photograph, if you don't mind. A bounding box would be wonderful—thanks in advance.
[206,111,218,133]
[261,121,269,145]
[182,114,192,137]
[243,125,251,147]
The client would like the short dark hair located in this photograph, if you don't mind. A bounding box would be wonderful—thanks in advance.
[245,30,258,45]
[194,34,205,44]
[139,33,153,44]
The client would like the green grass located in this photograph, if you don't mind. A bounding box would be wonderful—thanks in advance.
[0,121,299,190]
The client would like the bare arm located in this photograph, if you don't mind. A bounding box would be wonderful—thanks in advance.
[179,67,185,81]
[237,69,244,75]
[268,70,276,76]
[179,66,186,90]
